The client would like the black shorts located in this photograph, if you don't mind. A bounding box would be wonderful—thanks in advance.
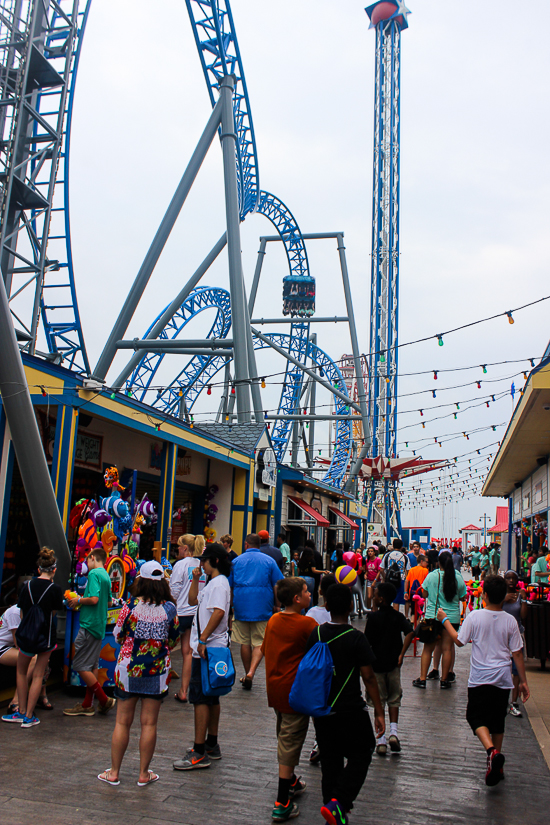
[188,656,220,707]
[178,615,194,633]
[472,566,481,578]
[466,685,509,735]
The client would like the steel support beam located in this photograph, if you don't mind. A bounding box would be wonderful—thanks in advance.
[251,327,360,413]
[248,237,267,315]
[264,415,354,421]
[117,348,232,358]
[116,339,234,350]
[251,317,348,324]
[0,271,71,586]
[112,233,227,388]
[94,97,224,380]
[219,75,252,422]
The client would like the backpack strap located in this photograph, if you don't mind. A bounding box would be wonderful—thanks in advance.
[35,582,54,605]
[320,626,356,709]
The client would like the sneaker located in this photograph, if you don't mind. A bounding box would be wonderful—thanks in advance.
[321,798,349,825]
[389,734,401,753]
[426,669,440,680]
[412,678,426,689]
[205,743,222,760]
[21,715,40,728]
[509,702,523,718]
[63,702,95,717]
[173,749,211,770]
[289,776,306,798]
[2,710,25,724]
[485,749,505,786]
[309,741,321,764]
[271,801,299,821]
[440,680,452,689]
[376,742,387,756]
[447,671,456,683]
[98,697,116,715]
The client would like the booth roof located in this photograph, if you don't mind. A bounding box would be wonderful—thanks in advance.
[195,423,268,455]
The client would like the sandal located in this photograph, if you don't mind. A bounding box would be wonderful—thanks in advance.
[137,771,159,787]
[174,693,188,704]
[98,769,120,786]
[241,676,252,690]
[36,696,54,710]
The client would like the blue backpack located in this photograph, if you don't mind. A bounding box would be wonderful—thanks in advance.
[289,626,355,717]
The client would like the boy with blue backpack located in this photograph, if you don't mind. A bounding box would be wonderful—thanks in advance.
[262,577,317,821]
[301,584,384,825]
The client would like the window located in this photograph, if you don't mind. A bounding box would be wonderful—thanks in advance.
[534,481,543,506]
[523,492,530,511]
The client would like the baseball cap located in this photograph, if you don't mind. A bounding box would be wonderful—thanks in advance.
[139,560,164,580]
[258,530,270,540]
[199,543,229,563]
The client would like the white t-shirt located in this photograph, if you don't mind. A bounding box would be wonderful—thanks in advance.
[457,608,523,689]
[382,550,410,581]
[170,557,207,616]
[190,575,231,657]
[306,605,331,625]
[0,604,20,648]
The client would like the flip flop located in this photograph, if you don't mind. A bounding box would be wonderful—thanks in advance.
[36,697,54,710]
[241,676,253,690]
[98,770,120,786]
[174,693,188,703]
[137,771,160,787]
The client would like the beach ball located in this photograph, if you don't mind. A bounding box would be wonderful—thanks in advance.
[343,551,357,569]
[335,565,357,587]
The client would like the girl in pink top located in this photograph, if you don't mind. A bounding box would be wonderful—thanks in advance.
[365,546,382,609]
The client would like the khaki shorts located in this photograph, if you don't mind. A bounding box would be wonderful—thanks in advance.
[367,667,403,708]
[275,711,310,767]
[232,619,268,648]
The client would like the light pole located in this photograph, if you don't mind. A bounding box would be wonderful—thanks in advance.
[479,514,488,546]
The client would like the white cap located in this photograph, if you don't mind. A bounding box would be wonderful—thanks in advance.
[139,560,164,580]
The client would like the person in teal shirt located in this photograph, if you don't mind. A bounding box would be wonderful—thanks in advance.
[470,548,482,578]
[530,550,549,584]
[479,547,491,577]
[277,533,291,571]
[412,551,467,690]
[64,547,115,718]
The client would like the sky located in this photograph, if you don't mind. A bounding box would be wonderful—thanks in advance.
[43,0,550,537]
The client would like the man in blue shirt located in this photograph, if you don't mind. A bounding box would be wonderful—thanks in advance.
[407,542,419,569]
[229,533,284,690]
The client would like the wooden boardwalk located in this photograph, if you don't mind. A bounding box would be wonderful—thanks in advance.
[1,627,549,825]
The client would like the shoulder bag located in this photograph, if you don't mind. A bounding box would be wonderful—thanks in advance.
[414,571,443,644]
[196,602,235,697]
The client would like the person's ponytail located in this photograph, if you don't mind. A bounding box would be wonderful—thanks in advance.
[439,551,457,601]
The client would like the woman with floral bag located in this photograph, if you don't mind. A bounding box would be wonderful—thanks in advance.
[97,561,179,787]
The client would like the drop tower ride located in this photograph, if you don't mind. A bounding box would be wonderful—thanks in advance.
[365,2,410,539]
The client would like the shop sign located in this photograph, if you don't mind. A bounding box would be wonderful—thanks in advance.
[258,487,270,501]
[256,448,277,487]
[177,451,191,476]
[74,432,102,468]
[269,516,275,544]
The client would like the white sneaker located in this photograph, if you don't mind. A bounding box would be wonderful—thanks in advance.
[508,703,522,718]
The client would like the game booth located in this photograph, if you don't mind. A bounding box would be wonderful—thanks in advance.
[63,466,160,687]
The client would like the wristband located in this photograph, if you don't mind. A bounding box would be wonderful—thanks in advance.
[442,615,449,623]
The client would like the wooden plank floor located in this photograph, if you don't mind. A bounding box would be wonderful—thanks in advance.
[1,624,549,825]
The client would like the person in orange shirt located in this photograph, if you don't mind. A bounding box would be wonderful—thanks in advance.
[261,578,317,822]
[404,554,429,619]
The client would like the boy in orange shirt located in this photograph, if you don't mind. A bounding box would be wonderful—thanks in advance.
[404,554,429,619]
[262,577,317,821]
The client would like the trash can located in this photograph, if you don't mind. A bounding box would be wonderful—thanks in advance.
[524,598,550,669]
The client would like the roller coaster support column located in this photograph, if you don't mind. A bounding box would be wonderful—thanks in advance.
[220,75,252,422]
[336,234,371,493]
[113,233,227,389]
[241,277,263,422]
[94,97,224,381]
[0,271,71,586]
[309,333,317,461]
[248,238,267,314]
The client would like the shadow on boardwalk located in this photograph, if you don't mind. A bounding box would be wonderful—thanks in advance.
[0,629,549,825]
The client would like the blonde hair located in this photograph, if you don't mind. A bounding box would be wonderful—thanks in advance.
[178,534,196,555]
[194,535,205,558]
[37,546,56,570]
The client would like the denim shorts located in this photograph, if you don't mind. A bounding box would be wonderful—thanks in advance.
[114,686,165,701]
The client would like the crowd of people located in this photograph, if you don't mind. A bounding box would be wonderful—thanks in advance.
[0,530,538,823]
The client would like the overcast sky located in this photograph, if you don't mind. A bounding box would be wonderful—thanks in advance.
[56,0,550,537]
